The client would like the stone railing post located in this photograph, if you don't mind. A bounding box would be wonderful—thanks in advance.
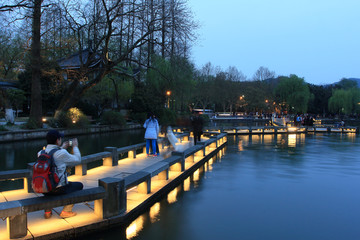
[75,163,87,176]
[171,151,185,172]
[26,163,34,193]
[128,150,136,159]
[104,147,118,166]
[95,177,126,219]
[8,214,27,239]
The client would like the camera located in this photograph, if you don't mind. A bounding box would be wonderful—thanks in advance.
[69,139,73,146]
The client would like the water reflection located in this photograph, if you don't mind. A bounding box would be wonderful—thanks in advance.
[149,202,161,223]
[167,187,179,204]
[288,134,297,147]
[126,215,145,239]
[193,169,200,181]
[183,177,191,191]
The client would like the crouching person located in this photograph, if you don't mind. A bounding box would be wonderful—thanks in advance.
[36,130,83,219]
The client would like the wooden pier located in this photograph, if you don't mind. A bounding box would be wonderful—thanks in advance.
[0,132,227,240]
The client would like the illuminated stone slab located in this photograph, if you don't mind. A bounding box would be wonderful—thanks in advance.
[330,128,342,132]
[315,127,328,132]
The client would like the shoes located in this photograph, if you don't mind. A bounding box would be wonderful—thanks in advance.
[60,211,77,218]
[44,211,52,219]
[147,154,152,157]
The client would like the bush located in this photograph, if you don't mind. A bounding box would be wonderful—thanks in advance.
[53,108,89,128]
[130,112,147,124]
[101,111,126,126]
[0,125,7,131]
[55,111,72,128]
[23,118,38,129]
[157,108,177,126]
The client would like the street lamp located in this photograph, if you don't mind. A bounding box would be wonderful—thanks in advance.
[166,90,171,108]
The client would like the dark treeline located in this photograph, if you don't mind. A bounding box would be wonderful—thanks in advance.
[0,0,359,128]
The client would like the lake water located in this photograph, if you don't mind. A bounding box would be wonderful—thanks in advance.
[86,133,360,240]
[0,129,145,171]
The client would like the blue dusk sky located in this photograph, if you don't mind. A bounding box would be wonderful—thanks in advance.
[188,0,360,85]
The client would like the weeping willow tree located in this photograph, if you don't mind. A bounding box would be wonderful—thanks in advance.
[328,88,360,114]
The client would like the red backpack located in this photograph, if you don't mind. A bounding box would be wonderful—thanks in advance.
[32,148,61,193]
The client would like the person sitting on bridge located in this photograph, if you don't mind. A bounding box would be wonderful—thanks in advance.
[41,130,83,219]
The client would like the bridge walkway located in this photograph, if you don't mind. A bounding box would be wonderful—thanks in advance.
[0,137,198,240]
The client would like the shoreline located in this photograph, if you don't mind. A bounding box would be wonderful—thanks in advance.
[0,124,142,143]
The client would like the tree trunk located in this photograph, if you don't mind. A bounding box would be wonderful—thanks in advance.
[110,77,120,110]
[161,0,166,58]
[29,0,43,128]
[55,69,107,114]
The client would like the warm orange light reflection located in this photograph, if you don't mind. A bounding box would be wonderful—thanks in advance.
[218,150,223,158]
[126,215,145,239]
[184,177,191,191]
[149,202,161,223]
[288,134,296,147]
[193,169,200,181]
[167,187,178,204]
[238,140,243,151]
[263,135,273,144]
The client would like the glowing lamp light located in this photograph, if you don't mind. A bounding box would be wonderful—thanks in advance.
[288,127,297,132]
[166,90,171,96]
[42,118,47,122]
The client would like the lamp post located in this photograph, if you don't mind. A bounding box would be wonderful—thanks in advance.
[166,90,171,108]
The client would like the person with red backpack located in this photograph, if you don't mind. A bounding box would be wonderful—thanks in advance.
[36,130,83,219]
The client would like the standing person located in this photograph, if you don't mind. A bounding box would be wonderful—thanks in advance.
[191,112,204,145]
[144,113,159,157]
[40,130,83,219]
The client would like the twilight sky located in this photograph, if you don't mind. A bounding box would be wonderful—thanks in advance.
[188,0,360,85]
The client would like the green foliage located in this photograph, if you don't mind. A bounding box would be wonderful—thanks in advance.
[100,111,126,126]
[274,75,310,113]
[5,89,26,110]
[53,111,72,128]
[336,78,358,90]
[82,68,135,116]
[0,125,7,131]
[157,108,177,126]
[51,108,89,128]
[17,59,64,115]
[143,55,195,113]
[328,88,360,114]
[23,118,39,130]
[130,112,148,124]
[0,33,25,79]
[307,84,333,114]
[0,88,26,110]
